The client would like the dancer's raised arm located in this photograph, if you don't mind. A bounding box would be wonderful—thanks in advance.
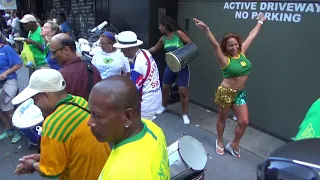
[193,18,228,68]
[242,14,266,54]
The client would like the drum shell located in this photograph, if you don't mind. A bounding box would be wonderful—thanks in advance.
[185,171,205,180]
[168,138,196,179]
[168,135,207,180]
[166,43,199,73]
[19,122,43,146]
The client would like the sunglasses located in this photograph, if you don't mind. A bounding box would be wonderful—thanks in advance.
[50,46,65,55]
[257,157,320,180]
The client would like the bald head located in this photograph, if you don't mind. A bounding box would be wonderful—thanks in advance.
[51,33,70,41]
[91,75,141,115]
[49,33,77,65]
[88,75,142,143]
[51,33,76,51]
[50,33,77,52]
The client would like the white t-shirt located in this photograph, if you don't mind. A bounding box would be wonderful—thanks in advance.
[130,49,162,119]
[92,49,130,79]
[7,19,12,27]
[11,17,20,33]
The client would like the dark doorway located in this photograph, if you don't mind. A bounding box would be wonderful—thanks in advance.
[95,0,109,26]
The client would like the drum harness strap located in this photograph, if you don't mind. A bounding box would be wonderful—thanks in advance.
[55,98,91,115]
[61,102,91,114]
[37,99,91,154]
[140,50,151,94]
[38,102,91,153]
[132,49,152,97]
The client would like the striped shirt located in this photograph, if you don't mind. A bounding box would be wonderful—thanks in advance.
[39,94,110,180]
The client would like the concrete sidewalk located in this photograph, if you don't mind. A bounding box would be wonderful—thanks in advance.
[156,113,265,180]
[0,67,286,179]
[1,111,265,180]
[167,103,286,159]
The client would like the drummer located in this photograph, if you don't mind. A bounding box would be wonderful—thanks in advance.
[148,16,192,125]
[13,69,110,180]
[114,31,162,120]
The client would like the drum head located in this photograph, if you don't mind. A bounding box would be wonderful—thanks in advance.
[165,53,181,73]
[178,135,207,170]
[12,98,44,129]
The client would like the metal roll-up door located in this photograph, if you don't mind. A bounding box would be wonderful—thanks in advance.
[70,0,95,39]
[44,0,95,39]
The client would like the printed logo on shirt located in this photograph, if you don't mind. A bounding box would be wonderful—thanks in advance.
[240,61,247,67]
[103,58,114,64]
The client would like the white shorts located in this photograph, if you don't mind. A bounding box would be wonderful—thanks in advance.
[0,79,18,111]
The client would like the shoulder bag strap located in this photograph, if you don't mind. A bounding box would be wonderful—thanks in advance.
[82,60,94,100]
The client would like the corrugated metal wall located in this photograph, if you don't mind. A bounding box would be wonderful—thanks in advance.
[43,0,95,39]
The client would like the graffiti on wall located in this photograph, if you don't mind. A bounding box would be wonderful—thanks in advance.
[44,0,95,39]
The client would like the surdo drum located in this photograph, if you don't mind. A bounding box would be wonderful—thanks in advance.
[12,98,44,148]
[168,135,207,180]
[165,43,199,73]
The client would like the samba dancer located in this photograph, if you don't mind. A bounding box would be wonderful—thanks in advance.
[194,14,266,157]
[149,16,192,125]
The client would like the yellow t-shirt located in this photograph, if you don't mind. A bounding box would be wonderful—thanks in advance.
[39,94,111,180]
[98,119,170,180]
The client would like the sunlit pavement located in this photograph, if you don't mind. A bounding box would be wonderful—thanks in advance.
[0,67,264,180]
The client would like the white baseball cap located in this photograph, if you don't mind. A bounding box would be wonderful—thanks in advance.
[113,31,143,49]
[12,69,66,105]
[20,14,37,23]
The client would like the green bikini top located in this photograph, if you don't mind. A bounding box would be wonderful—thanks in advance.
[222,53,252,78]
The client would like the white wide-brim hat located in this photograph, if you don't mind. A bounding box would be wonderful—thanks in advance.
[113,31,143,49]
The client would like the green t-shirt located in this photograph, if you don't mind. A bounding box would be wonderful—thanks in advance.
[28,26,46,67]
[294,99,320,141]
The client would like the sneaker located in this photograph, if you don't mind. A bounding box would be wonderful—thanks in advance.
[12,131,22,144]
[0,129,15,140]
[182,115,190,125]
[156,106,166,115]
